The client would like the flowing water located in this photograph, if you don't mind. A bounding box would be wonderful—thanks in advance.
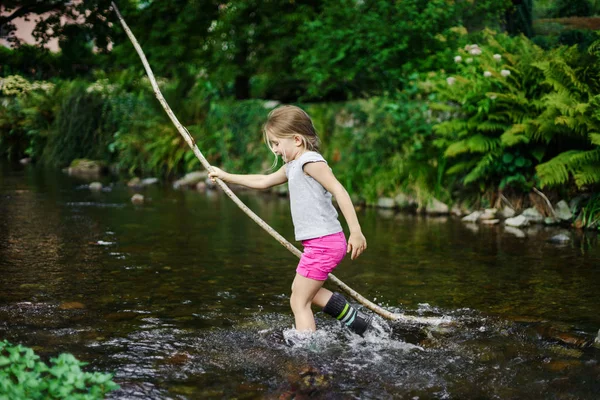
[1,162,599,399]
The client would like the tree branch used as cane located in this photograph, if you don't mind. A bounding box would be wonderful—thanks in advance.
[110,1,446,325]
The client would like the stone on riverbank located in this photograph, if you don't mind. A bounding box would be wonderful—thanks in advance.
[394,193,417,208]
[499,206,516,218]
[462,211,482,223]
[66,159,106,178]
[423,198,449,215]
[479,208,497,220]
[128,177,159,188]
[131,194,144,205]
[505,215,529,227]
[555,200,573,221]
[377,197,395,209]
[522,207,544,223]
[89,182,103,191]
[173,171,208,189]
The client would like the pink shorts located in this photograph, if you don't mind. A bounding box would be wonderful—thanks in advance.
[296,232,347,281]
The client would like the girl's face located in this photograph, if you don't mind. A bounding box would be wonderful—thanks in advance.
[267,133,304,162]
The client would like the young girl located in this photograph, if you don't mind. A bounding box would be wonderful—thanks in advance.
[209,105,370,335]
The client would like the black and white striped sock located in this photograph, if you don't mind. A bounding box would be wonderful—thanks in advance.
[322,292,371,335]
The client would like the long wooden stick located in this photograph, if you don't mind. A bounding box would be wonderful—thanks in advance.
[111,2,446,325]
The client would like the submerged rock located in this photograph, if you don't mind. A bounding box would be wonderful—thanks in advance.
[58,302,85,310]
[131,194,144,205]
[547,233,571,244]
[88,182,103,191]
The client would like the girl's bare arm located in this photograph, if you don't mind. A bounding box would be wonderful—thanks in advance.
[303,162,367,260]
[209,165,287,190]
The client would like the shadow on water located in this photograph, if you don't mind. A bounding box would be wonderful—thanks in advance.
[1,161,599,398]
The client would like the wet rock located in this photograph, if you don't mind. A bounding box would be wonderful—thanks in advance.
[66,159,105,178]
[377,197,395,209]
[88,182,103,191]
[594,329,600,349]
[173,171,208,189]
[522,207,544,223]
[162,352,192,366]
[127,177,141,187]
[59,302,85,310]
[131,194,144,205]
[545,360,582,372]
[451,204,464,216]
[505,215,529,227]
[19,157,31,165]
[141,177,158,186]
[423,198,449,215]
[499,206,516,218]
[555,200,573,221]
[548,233,570,244]
[544,217,559,225]
[394,193,416,208]
[462,211,482,223]
[479,208,497,220]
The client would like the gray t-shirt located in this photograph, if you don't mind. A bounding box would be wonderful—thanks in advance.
[285,151,343,241]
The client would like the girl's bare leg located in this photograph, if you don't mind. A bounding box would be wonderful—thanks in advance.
[312,287,333,308]
[290,274,327,331]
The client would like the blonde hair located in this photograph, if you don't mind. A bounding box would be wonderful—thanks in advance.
[262,105,321,155]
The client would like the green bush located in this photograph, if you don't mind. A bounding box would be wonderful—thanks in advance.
[425,30,548,195]
[0,340,119,399]
[550,0,593,18]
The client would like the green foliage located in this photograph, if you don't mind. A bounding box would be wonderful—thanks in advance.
[294,0,512,100]
[41,80,114,167]
[317,81,440,204]
[530,42,600,188]
[578,193,600,229]
[0,340,118,399]
[426,30,547,194]
[549,0,594,18]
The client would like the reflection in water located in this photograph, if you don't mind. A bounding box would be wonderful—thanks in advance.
[0,162,599,398]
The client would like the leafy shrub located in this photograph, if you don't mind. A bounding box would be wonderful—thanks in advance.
[425,30,548,195]
[0,340,119,399]
[531,42,600,189]
[550,0,593,18]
